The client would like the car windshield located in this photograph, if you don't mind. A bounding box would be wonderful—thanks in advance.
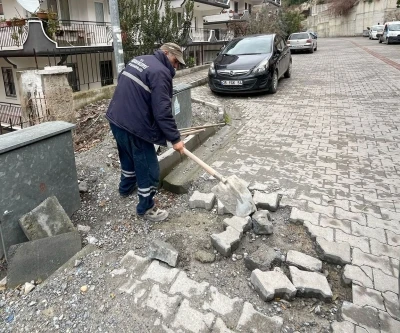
[222,36,273,55]
[388,24,400,30]
[289,33,309,39]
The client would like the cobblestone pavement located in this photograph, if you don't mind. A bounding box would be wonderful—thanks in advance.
[190,38,400,332]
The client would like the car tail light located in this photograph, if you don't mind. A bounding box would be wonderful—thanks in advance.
[306,39,312,43]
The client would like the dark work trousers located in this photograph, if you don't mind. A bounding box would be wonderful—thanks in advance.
[110,123,159,215]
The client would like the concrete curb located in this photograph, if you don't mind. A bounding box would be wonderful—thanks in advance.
[191,97,221,111]
[158,126,219,184]
[174,64,209,78]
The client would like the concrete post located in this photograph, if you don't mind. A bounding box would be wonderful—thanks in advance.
[109,0,125,76]
[17,66,74,126]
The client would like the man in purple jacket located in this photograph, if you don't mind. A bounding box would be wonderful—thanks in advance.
[106,43,185,222]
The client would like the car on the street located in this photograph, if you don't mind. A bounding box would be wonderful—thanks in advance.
[379,21,400,44]
[208,34,292,94]
[369,25,384,39]
[287,32,317,53]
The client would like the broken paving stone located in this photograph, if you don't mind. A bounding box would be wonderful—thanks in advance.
[211,226,241,257]
[244,244,282,271]
[236,302,283,333]
[223,216,252,234]
[19,196,76,241]
[286,250,322,272]
[149,240,179,267]
[289,266,333,302]
[251,269,297,301]
[253,191,280,212]
[194,250,215,263]
[189,191,216,211]
[252,210,273,235]
[340,301,380,333]
[316,237,351,265]
[23,282,35,295]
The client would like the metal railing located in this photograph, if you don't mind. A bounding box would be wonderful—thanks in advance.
[50,20,113,47]
[215,28,234,41]
[0,24,29,50]
[189,28,212,42]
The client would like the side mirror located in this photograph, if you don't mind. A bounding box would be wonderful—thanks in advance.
[216,52,220,56]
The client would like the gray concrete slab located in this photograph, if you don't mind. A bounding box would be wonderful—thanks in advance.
[7,231,81,287]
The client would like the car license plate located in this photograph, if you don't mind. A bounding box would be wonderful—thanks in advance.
[221,80,243,86]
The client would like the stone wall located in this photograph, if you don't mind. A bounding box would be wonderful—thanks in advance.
[305,0,398,37]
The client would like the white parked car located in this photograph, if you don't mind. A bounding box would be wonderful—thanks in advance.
[287,32,317,53]
[369,25,384,40]
[379,21,400,44]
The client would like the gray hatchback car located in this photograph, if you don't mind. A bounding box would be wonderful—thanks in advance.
[287,32,318,53]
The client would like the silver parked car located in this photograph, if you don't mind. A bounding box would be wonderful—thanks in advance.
[287,32,317,53]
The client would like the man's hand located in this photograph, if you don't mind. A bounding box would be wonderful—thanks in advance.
[173,141,185,154]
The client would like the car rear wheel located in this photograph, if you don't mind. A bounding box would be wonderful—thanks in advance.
[379,38,382,43]
[269,70,278,94]
[386,38,391,45]
[314,44,317,51]
[284,61,292,78]
[309,47,314,53]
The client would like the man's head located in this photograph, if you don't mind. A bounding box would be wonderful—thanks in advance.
[160,43,186,69]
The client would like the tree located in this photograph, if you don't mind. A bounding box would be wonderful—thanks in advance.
[281,10,304,36]
[118,0,194,61]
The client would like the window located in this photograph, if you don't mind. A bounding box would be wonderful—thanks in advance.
[2,68,16,97]
[248,4,252,14]
[234,2,238,13]
[245,3,247,10]
[100,60,113,86]
[0,0,4,15]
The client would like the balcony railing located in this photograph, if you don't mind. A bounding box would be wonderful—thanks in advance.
[0,24,29,50]
[51,20,113,47]
[189,28,234,42]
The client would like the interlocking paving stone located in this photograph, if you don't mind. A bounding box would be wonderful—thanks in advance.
[382,290,400,320]
[379,310,400,333]
[289,207,319,225]
[211,226,241,256]
[352,248,394,277]
[171,299,215,333]
[120,250,151,277]
[335,230,370,253]
[202,286,243,328]
[252,191,279,211]
[386,229,400,246]
[352,284,385,311]
[340,301,380,333]
[145,284,182,320]
[141,260,179,285]
[342,265,374,289]
[370,238,400,260]
[251,210,273,235]
[118,279,147,304]
[189,191,216,211]
[250,268,297,301]
[373,268,399,294]
[303,221,334,242]
[222,216,252,234]
[217,200,230,215]
[236,302,283,333]
[319,215,351,234]
[212,318,235,333]
[286,250,322,272]
[367,216,400,235]
[351,222,386,244]
[289,266,332,302]
[330,320,356,333]
[316,237,351,265]
[169,271,209,298]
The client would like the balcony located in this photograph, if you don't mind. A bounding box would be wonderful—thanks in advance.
[0,19,113,56]
[204,10,250,24]
[188,28,234,43]
[194,0,230,10]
